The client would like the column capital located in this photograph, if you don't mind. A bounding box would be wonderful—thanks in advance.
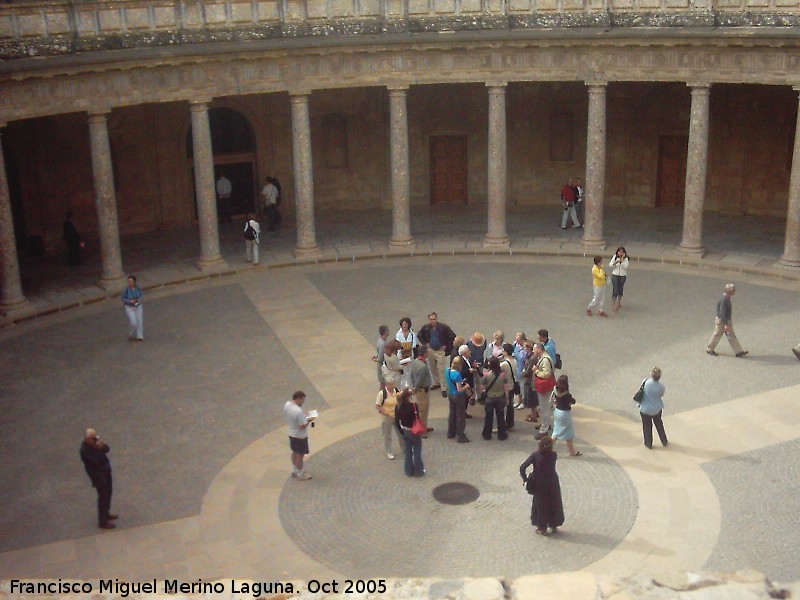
[289,89,313,99]
[687,82,712,92]
[189,100,211,112]
[486,81,508,90]
[792,85,800,93]
[87,110,111,122]
[387,84,409,93]
[585,80,608,89]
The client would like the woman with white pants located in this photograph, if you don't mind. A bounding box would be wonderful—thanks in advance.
[122,275,144,341]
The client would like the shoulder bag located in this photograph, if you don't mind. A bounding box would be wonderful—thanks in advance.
[480,372,502,404]
[410,403,427,436]
[633,379,646,404]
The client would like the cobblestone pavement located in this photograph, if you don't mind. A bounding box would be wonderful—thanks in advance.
[279,423,636,578]
[1,246,799,582]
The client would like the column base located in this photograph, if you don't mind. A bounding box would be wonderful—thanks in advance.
[97,275,127,293]
[196,256,229,272]
[675,243,706,257]
[580,236,607,251]
[482,235,510,248]
[0,296,31,318]
[775,255,800,269]
[388,236,415,252]
[294,244,322,259]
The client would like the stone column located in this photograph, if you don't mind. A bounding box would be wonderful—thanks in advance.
[290,92,321,257]
[88,111,126,290]
[581,82,608,250]
[677,83,711,257]
[388,85,414,250]
[776,86,800,269]
[0,127,29,316]
[189,101,227,270]
[484,82,510,247]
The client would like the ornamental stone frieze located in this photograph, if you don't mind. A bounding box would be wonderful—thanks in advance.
[1,41,800,122]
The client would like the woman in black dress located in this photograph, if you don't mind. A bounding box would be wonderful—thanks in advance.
[519,436,564,535]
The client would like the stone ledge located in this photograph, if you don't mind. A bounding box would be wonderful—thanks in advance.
[1,571,797,599]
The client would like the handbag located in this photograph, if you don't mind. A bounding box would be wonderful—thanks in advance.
[534,356,556,394]
[525,473,536,495]
[633,379,646,404]
[410,404,427,436]
[554,353,562,370]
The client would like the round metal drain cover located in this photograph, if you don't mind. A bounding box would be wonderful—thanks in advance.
[432,482,480,505]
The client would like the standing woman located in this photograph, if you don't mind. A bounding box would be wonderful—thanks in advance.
[446,356,471,443]
[375,377,404,460]
[639,367,669,449]
[395,389,425,476]
[122,275,144,341]
[551,375,581,457]
[481,356,510,441]
[609,246,629,313]
[381,340,405,388]
[586,256,608,317]
[519,436,565,536]
[396,317,418,360]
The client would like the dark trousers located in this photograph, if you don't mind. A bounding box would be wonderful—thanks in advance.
[94,473,113,525]
[401,430,424,476]
[67,240,81,266]
[612,274,627,299]
[640,410,668,448]
[266,204,281,230]
[505,393,515,428]
[482,396,507,440]
[447,393,468,441]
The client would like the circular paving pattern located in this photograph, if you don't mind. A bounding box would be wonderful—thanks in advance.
[279,418,637,578]
[432,482,481,505]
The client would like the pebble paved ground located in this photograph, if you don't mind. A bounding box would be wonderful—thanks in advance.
[1,207,799,583]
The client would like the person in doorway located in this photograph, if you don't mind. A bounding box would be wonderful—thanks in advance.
[609,246,629,313]
[262,177,279,231]
[706,283,748,357]
[284,390,315,480]
[270,175,283,226]
[62,211,82,266]
[80,428,118,529]
[574,177,585,224]
[586,256,608,317]
[121,275,144,341]
[243,214,260,266]
[216,172,232,221]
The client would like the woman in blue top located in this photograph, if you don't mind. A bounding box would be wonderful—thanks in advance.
[121,275,144,341]
[446,356,471,443]
[639,367,668,449]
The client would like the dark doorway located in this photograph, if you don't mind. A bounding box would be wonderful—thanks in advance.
[430,135,468,205]
[187,107,258,221]
[656,135,688,207]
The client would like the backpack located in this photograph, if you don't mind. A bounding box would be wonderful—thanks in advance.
[244,222,256,241]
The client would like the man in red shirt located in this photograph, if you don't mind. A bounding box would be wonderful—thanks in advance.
[560,179,581,229]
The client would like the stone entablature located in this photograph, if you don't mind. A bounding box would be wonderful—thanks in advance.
[1,39,800,122]
[2,0,800,59]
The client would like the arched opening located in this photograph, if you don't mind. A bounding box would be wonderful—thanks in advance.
[186,107,258,221]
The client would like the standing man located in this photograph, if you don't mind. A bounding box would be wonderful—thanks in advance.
[538,329,557,368]
[373,325,390,389]
[560,179,580,229]
[284,390,315,480]
[80,428,118,530]
[409,344,434,434]
[216,173,232,222]
[417,312,456,397]
[513,332,529,410]
[262,177,279,231]
[62,211,82,266]
[532,343,556,440]
[243,214,260,266]
[706,283,748,357]
[270,175,283,227]
[122,275,144,341]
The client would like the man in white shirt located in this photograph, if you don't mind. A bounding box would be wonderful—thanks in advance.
[216,174,233,221]
[283,390,315,481]
[262,177,279,231]
[243,214,260,266]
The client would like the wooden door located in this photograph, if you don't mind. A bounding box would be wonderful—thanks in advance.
[656,135,688,207]
[430,135,468,204]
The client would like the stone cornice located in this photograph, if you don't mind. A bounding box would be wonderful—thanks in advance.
[2,40,800,122]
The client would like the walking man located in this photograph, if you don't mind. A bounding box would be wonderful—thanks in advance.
[560,179,581,229]
[409,344,434,434]
[418,312,456,397]
[262,177,279,231]
[706,283,748,357]
[80,428,118,529]
[284,390,315,480]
